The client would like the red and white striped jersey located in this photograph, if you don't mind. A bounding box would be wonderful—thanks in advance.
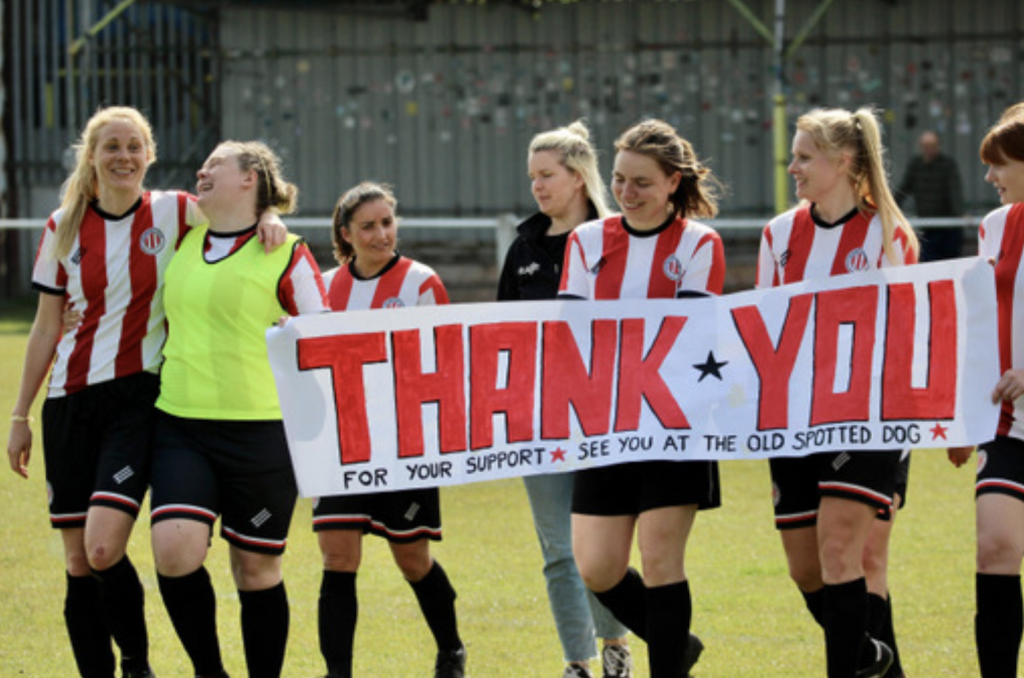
[203,228,328,315]
[327,255,449,311]
[979,203,1024,440]
[558,215,725,300]
[756,204,917,288]
[32,190,202,397]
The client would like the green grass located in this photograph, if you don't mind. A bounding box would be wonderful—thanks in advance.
[0,308,980,677]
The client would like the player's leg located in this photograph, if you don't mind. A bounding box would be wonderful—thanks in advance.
[818,495,886,678]
[636,504,696,678]
[315,524,363,678]
[85,373,159,678]
[976,492,1024,677]
[150,414,223,677]
[392,539,465,677]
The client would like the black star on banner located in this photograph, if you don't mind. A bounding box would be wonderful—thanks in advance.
[693,351,728,382]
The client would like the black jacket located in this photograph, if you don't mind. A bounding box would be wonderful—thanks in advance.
[496,204,600,302]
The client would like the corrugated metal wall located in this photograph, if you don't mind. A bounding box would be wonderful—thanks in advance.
[217,0,1023,217]
[5,0,1023,220]
[5,0,219,210]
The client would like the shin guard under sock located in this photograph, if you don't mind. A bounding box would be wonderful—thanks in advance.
[319,570,357,678]
[802,587,826,628]
[867,593,902,678]
[239,581,290,678]
[158,567,224,676]
[645,580,692,678]
[976,572,1023,678]
[93,555,149,673]
[410,561,462,651]
[65,572,115,678]
[593,567,649,641]
[823,578,869,678]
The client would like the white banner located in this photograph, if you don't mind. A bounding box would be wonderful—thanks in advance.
[269,258,1000,498]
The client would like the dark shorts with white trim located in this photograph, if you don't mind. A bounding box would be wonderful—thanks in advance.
[312,488,442,543]
[977,436,1024,502]
[42,372,158,529]
[770,449,901,530]
[149,412,297,555]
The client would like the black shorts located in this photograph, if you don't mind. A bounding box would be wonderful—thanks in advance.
[149,413,298,555]
[770,449,901,530]
[42,372,159,529]
[571,460,721,517]
[977,436,1024,502]
[312,488,442,543]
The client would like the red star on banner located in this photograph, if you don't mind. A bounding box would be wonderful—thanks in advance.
[930,423,948,441]
[551,447,567,463]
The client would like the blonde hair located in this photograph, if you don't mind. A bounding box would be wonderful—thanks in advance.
[529,120,611,218]
[215,140,298,217]
[795,107,919,263]
[331,182,397,263]
[614,118,721,220]
[54,106,157,259]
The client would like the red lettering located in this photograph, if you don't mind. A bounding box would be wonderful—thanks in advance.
[392,325,467,458]
[810,287,878,426]
[469,322,537,450]
[540,320,616,439]
[882,281,957,420]
[614,317,689,432]
[296,333,387,464]
[732,294,813,430]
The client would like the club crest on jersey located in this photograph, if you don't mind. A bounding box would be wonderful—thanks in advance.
[140,227,167,255]
[70,247,84,265]
[779,249,791,268]
[845,248,870,273]
[663,254,684,281]
[382,297,405,309]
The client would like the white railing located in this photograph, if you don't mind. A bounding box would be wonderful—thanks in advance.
[0,216,983,231]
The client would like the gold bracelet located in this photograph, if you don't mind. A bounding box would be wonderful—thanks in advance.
[10,414,35,423]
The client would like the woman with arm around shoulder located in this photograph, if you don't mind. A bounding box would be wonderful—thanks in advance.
[559,119,724,678]
[4,105,210,678]
[948,103,1024,678]
[757,107,919,678]
[497,120,634,678]
[314,182,465,678]
[148,141,327,678]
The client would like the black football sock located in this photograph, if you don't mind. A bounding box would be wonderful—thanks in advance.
[92,555,149,673]
[802,587,826,628]
[319,570,357,678]
[239,581,290,678]
[867,593,903,678]
[65,572,116,678]
[593,567,649,641]
[158,567,224,676]
[410,561,463,651]
[823,578,869,678]
[976,572,1022,678]
[645,580,691,678]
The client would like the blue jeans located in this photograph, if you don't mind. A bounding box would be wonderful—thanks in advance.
[524,472,628,662]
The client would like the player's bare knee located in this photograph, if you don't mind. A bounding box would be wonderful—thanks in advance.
[392,546,432,582]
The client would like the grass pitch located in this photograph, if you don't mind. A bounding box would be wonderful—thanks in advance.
[0,303,979,677]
